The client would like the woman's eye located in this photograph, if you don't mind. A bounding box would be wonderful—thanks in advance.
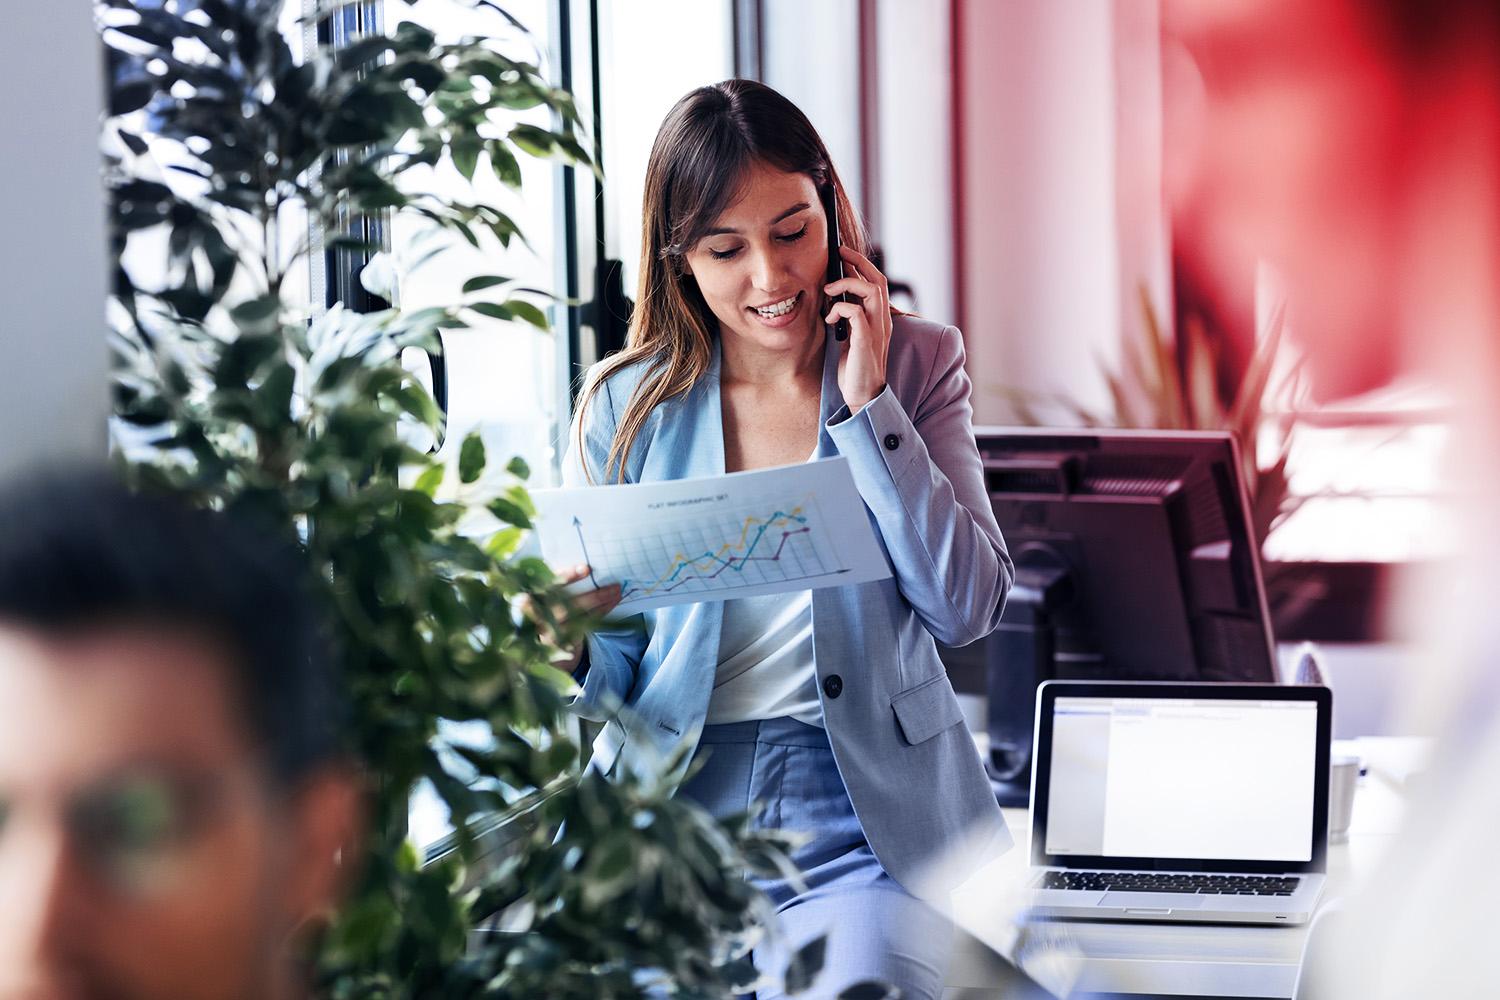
[706,227,804,260]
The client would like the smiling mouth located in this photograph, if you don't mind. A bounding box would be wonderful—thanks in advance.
[750,292,800,319]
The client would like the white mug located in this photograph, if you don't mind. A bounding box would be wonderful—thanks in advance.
[1328,754,1361,843]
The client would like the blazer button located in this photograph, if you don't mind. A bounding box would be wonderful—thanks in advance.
[883,433,901,451]
[823,674,843,699]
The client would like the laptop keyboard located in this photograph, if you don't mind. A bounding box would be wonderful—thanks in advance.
[1036,871,1300,895]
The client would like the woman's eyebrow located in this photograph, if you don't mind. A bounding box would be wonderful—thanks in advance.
[704,202,810,237]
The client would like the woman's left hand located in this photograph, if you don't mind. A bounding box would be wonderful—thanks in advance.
[824,245,892,412]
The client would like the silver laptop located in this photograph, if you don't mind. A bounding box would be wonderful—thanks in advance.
[1026,680,1331,925]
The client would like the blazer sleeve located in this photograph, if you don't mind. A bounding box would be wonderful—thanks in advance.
[559,372,648,722]
[825,324,1014,647]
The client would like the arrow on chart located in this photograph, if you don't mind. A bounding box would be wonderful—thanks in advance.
[573,516,605,589]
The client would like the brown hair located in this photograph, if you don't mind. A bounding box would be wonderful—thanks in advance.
[573,79,869,483]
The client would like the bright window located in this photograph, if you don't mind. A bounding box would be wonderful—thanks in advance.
[379,0,573,854]
[595,0,733,300]
[395,0,736,853]
[387,0,566,491]
[1261,382,1455,564]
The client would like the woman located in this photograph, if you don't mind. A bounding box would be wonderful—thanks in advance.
[558,79,1013,998]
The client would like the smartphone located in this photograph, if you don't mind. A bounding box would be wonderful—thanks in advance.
[820,183,850,342]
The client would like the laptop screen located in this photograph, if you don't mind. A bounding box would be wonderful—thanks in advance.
[1043,695,1320,863]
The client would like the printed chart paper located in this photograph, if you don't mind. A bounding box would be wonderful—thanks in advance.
[533,457,892,614]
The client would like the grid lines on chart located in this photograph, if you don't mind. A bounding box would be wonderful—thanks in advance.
[582,493,842,601]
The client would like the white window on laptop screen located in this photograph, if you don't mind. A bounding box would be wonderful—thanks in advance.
[1046,698,1318,863]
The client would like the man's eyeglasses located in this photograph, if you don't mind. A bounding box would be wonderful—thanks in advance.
[0,769,247,898]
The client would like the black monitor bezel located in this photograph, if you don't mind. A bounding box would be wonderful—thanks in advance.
[972,426,1281,685]
[1029,679,1332,874]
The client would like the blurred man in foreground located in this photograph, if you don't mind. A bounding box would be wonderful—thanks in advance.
[0,471,361,1000]
[1167,0,1500,993]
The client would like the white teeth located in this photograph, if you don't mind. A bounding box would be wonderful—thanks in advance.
[754,294,798,318]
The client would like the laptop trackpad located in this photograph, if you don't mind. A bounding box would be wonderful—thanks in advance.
[1099,891,1207,910]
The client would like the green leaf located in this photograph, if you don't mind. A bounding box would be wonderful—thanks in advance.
[334,34,397,71]
[389,382,444,431]
[109,21,174,48]
[452,219,480,248]
[397,307,456,335]
[451,135,481,181]
[458,431,486,484]
[254,363,296,425]
[461,274,511,294]
[230,295,281,327]
[213,334,280,389]
[414,464,445,497]
[783,935,827,994]
[1182,315,1223,429]
[117,129,149,156]
[110,80,156,116]
[468,301,514,322]
[393,20,437,50]
[1145,286,1188,428]
[487,497,532,528]
[359,253,398,302]
[487,139,522,188]
[506,456,530,481]
[504,299,550,332]
[395,59,445,93]
[502,484,536,520]
[485,525,523,559]
[1228,299,1288,437]
[594,833,634,882]
[507,124,555,158]
[1103,368,1138,428]
[556,132,596,172]
[114,178,173,204]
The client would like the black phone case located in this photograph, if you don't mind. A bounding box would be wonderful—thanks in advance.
[822,185,850,342]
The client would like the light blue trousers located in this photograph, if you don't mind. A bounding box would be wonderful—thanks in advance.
[678,716,953,1000]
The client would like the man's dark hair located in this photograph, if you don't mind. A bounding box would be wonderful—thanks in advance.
[0,467,343,787]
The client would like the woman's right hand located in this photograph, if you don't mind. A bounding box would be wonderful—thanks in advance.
[525,563,622,675]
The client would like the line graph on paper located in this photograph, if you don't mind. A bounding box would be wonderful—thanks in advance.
[533,457,892,614]
[578,495,835,603]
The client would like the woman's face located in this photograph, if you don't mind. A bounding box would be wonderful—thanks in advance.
[682,160,831,357]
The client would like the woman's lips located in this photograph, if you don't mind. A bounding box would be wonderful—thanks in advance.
[746,291,803,328]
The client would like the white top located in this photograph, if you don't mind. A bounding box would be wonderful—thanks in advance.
[705,589,823,727]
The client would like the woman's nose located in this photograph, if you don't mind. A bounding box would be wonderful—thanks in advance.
[747,246,788,293]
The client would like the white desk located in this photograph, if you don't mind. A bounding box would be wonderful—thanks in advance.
[944,740,1420,999]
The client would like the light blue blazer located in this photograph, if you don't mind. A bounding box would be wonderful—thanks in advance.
[562,313,1014,898]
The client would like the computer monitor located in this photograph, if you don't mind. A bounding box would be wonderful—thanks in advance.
[949,428,1279,805]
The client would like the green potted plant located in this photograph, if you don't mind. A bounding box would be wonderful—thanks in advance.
[997,286,1306,550]
[99,1,825,995]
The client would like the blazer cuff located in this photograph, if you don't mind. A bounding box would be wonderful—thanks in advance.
[825,385,921,484]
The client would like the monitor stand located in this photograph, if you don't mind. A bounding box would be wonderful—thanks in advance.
[985,549,1072,807]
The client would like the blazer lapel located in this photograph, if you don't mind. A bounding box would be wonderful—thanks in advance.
[679,336,726,478]
[817,328,846,457]
[660,337,725,722]
[812,329,853,665]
